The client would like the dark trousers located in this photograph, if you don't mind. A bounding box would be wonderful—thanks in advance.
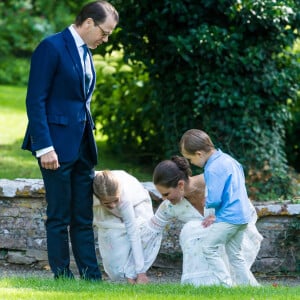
[39,133,101,280]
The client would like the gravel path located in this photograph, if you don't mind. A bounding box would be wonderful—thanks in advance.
[0,264,299,286]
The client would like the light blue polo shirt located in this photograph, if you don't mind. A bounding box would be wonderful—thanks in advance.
[204,149,252,224]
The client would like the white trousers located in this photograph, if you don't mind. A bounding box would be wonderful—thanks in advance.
[202,222,257,286]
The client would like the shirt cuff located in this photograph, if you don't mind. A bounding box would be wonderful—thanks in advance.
[36,146,54,158]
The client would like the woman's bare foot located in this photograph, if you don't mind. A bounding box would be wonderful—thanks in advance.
[127,278,136,284]
[136,273,149,284]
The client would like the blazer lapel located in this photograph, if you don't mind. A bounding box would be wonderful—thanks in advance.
[62,28,85,97]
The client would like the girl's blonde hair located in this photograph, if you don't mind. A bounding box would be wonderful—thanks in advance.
[93,170,119,203]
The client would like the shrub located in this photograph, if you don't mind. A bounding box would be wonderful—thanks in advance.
[109,0,300,200]
[92,49,162,163]
[0,57,30,86]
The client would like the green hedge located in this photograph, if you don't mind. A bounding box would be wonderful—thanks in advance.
[0,57,30,86]
[106,0,300,200]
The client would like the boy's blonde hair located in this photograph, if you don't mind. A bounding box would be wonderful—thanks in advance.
[180,129,215,154]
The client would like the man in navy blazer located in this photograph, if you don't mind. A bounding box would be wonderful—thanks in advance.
[22,1,119,280]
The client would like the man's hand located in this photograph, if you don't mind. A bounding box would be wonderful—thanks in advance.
[202,215,215,228]
[40,150,60,170]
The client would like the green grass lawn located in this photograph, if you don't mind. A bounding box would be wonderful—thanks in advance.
[0,85,152,181]
[0,277,300,300]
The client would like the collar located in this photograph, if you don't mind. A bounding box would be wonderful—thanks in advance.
[204,149,223,169]
[68,24,85,48]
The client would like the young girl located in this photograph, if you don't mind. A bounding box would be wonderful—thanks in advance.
[93,170,157,284]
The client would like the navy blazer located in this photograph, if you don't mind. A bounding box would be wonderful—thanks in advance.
[22,28,98,164]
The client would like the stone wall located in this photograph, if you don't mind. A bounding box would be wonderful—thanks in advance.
[0,178,299,274]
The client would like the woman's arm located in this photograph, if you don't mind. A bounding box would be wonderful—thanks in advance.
[148,200,174,231]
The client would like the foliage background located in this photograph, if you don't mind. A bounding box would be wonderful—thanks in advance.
[108,0,300,200]
[0,0,300,200]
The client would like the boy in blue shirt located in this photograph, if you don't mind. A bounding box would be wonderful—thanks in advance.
[180,129,259,286]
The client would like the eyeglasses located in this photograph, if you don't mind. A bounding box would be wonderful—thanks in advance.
[96,23,111,37]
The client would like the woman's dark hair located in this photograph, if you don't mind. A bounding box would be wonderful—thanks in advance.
[75,1,119,26]
[153,156,192,188]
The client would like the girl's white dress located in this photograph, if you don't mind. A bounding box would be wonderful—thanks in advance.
[93,170,157,281]
[93,172,263,285]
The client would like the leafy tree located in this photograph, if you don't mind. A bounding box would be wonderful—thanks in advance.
[1,0,299,199]
[0,0,87,85]
[107,0,300,199]
[285,39,300,173]
[92,49,161,163]
[0,0,81,57]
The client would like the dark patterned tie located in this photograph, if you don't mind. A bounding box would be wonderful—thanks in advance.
[82,44,91,96]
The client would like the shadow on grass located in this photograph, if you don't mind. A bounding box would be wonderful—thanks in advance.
[0,85,27,112]
[0,139,41,179]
